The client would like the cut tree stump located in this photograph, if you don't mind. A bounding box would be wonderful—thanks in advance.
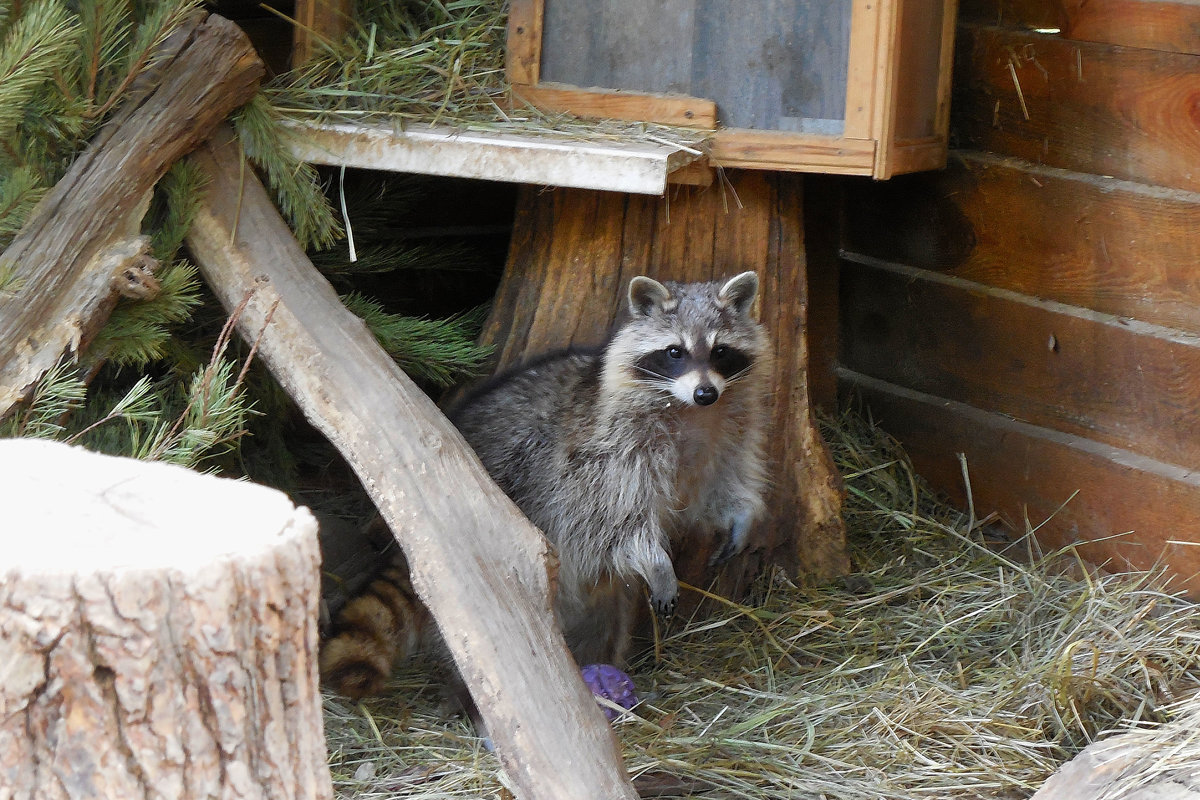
[484,172,849,593]
[0,439,329,800]
[185,127,638,800]
[0,12,263,418]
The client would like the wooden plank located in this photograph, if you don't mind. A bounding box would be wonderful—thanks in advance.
[841,370,1200,596]
[186,129,639,800]
[511,82,717,128]
[280,120,702,195]
[959,0,1200,54]
[291,0,354,67]
[840,256,1200,469]
[710,130,876,173]
[1064,0,1200,55]
[506,0,544,85]
[841,152,1200,333]
[953,24,1200,192]
[844,0,884,139]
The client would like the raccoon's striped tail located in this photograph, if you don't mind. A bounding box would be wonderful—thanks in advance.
[319,553,429,701]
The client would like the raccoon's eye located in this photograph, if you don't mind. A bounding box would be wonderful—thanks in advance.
[712,345,728,359]
[666,345,684,359]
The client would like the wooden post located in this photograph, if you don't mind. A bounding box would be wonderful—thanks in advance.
[0,439,330,800]
[484,172,850,592]
[184,127,638,800]
[0,13,263,418]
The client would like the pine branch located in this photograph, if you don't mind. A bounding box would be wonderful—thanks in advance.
[0,0,80,147]
[0,165,45,245]
[233,92,341,251]
[147,158,209,260]
[0,359,86,438]
[89,261,203,369]
[341,292,492,387]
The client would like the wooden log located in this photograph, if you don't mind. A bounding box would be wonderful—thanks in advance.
[0,438,329,800]
[484,172,849,591]
[184,127,638,800]
[0,13,263,418]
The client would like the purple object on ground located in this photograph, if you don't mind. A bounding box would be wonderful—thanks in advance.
[580,663,638,721]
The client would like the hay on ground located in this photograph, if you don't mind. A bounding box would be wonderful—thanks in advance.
[323,411,1200,799]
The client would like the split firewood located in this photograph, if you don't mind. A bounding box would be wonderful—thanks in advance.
[0,13,264,418]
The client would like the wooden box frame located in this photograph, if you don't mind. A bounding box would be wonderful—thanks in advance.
[507,0,958,179]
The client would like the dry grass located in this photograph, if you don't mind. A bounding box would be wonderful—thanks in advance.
[323,411,1200,799]
[267,0,708,151]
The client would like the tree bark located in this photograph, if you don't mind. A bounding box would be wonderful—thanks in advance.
[482,172,850,594]
[184,127,638,800]
[0,12,263,417]
[0,439,329,800]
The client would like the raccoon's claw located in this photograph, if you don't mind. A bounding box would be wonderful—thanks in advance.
[652,592,677,618]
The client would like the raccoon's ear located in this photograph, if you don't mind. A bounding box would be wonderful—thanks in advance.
[718,271,759,315]
[629,276,674,316]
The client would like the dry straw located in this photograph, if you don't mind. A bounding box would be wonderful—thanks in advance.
[324,411,1200,799]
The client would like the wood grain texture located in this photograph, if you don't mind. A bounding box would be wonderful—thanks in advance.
[511,83,718,128]
[953,24,1200,191]
[291,0,355,67]
[709,130,876,173]
[841,256,1200,469]
[0,13,263,415]
[505,0,544,85]
[0,440,329,800]
[841,370,1200,597]
[483,171,849,587]
[841,152,1200,333]
[186,129,638,800]
[1063,0,1200,55]
[960,0,1200,54]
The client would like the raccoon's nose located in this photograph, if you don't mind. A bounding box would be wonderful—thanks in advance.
[693,386,719,406]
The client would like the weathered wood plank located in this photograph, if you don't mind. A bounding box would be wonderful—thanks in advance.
[292,0,355,67]
[953,24,1200,191]
[842,152,1200,334]
[280,119,701,195]
[841,369,1200,596]
[511,83,717,129]
[841,256,1200,469]
[1065,0,1200,54]
[186,128,639,800]
[0,13,263,416]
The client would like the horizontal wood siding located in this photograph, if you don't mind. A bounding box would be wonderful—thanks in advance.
[836,0,1200,591]
[953,24,1200,192]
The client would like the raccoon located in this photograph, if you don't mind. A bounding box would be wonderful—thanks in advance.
[321,271,772,698]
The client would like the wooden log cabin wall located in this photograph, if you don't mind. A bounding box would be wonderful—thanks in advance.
[831,0,1200,592]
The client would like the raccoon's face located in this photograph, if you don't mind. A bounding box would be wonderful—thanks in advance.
[608,272,765,408]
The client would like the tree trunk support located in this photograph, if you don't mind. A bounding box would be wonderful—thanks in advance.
[485,173,849,591]
[185,127,638,800]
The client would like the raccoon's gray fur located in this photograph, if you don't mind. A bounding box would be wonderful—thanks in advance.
[450,271,772,666]
[320,272,773,698]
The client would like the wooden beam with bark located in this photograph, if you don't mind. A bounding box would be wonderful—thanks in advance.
[185,127,639,800]
[0,13,263,417]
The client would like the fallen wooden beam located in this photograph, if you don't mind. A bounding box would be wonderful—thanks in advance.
[280,118,702,195]
[0,13,263,417]
[185,126,638,800]
[0,439,330,800]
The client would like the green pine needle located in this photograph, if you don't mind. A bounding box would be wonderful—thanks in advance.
[90,261,203,369]
[342,292,492,387]
[0,359,87,438]
[0,0,79,147]
[233,92,342,251]
[0,165,46,245]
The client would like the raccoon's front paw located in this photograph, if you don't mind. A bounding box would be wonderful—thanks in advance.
[646,563,678,618]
